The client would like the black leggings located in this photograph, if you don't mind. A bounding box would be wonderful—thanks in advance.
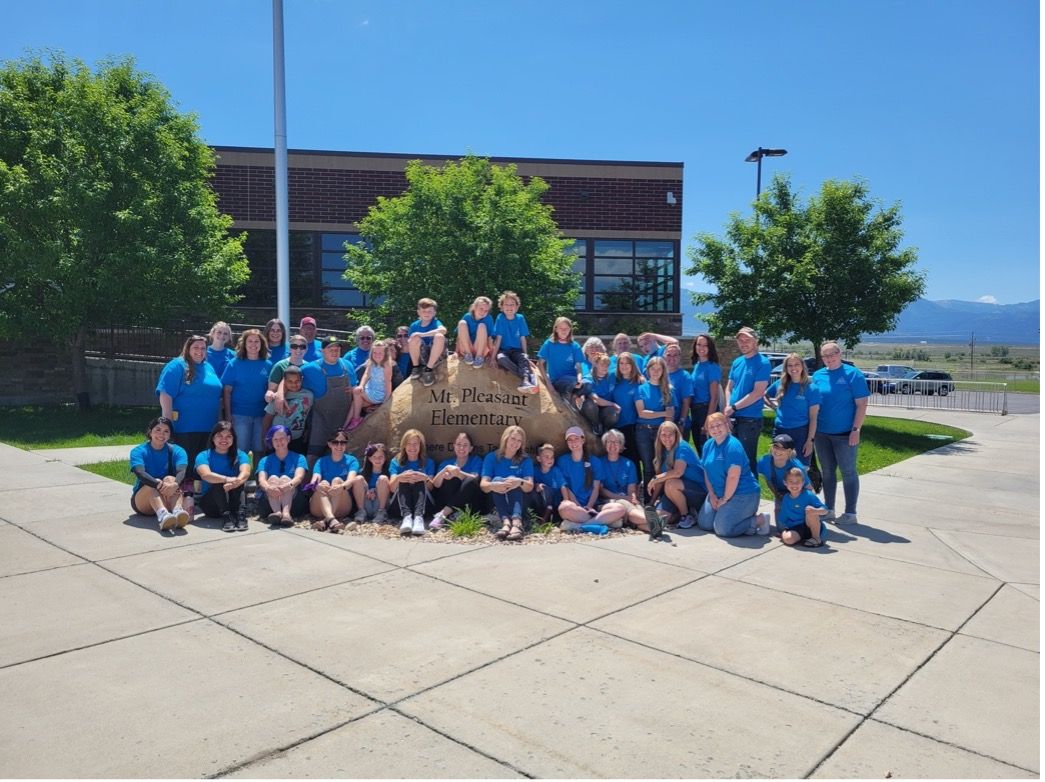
[198,486,244,517]
[392,482,428,519]
[432,476,487,515]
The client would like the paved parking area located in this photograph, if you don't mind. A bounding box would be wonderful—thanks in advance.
[2,409,1038,778]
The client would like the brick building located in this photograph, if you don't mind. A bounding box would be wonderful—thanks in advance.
[210,146,684,334]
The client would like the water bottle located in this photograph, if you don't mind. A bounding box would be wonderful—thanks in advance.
[578,523,609,535]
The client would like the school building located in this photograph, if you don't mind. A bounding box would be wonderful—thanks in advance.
[210,146,685,334]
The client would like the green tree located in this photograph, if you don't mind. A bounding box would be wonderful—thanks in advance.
[687,175,925,364]
[0,53,248,409]
[344,155,578,337]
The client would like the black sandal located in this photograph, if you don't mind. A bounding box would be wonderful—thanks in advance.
[506,519,524,541]
[495,519,511,539]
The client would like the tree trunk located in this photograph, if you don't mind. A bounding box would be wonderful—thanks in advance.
[70,327,92,411]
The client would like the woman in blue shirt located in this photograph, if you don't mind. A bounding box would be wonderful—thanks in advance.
[195,420,251,532]
[811,341,870,525]
[634,356,677,495]
[308,427,360,533]
[389,428,436,536]
[689,334,722,454]
[557,426,613,531]
[697,413,770,538]
[646,421,706,529]
[593,428,655,533]
[205,321,236,378]
[257,425,309,526]
[129,416,190,531]
[610,352,644,470]
[156,334,224,489]
[264,318,288,364]
[221,329,272,461]
[430,431,486,530]
[763,353,820,466]
[481,425,535,541]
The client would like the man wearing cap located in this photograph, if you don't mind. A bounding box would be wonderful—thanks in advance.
[300,335,356,469]
[723,326,771,472]
[298,316,323,362]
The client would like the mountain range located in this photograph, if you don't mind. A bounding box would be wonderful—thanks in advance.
[679,295,1040,345]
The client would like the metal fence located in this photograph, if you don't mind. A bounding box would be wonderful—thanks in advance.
[867,379,1008,415]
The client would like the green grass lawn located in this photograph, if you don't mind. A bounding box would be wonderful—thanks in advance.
[1007,379,1039,394]
[0,405,154,449]
[79,459,135,485]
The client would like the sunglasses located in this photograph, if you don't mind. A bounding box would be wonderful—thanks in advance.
[358,336,373,342]
[329,440,349,446]
[290,344,307,350]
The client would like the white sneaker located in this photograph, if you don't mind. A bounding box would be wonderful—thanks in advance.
[755,512,771,536]
[517,381,535,393]
[412,516,425,536]
[399,515,413,535]
[677,514,697,529]
[462,352,475,365]
[158,509,178,531]
[429,512,446,530]
[173,507,191,528]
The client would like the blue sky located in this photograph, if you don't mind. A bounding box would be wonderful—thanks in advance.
[3,0,1039,304]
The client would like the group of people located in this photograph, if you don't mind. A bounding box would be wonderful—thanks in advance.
[131,293,870,546]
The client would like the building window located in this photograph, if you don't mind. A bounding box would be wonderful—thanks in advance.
[240,229,314,307]
[320,232,373,307]
[592,239,675,312]
[566,238,588,309]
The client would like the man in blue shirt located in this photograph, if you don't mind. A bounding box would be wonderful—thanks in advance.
[723,326,771,473]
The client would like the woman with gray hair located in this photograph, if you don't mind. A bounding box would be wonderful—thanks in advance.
[346,325,376,381]
[592,428,658,534]
[580,336,607,375]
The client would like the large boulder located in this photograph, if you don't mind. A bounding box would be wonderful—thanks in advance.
[343,355,600,460]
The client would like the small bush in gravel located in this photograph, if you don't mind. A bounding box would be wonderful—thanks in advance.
[449,508,487,538]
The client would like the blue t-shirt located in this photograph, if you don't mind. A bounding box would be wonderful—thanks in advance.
[556,453,603,507]
[778,489,826,529]
[534,464,566,490]
[756,454,809,494]
[302,338,323,363]
[493,313,530,351]
[365,470,385,490]
[194,448,250,495]
[221,357,273,417]
[268,343,288,364]
[585,372,616,400]
[206,346,235,378]
[691,361,722,405]
[437,454,484,476]
[611,380,643,426]
[408,318,444,345]
[700,435,761,496]
[314,453,361,483]
[635,382,678,426]
[765,380,822,429]
[728,353,772,418]
[345,347,370,372]
[538,339,585,382]
[300,358,356,399]
[258,451,308,479]
[667,368,694,407]
[596,455,638,495]
[663,440,704,483]
[812,364,870,434]
[481,452,534,481]
[155,357,223,434]
[637,346,666,374]
[129,441,188,493]
[460,312,495,342]
[397,351,412,377]
[389,456,435,477]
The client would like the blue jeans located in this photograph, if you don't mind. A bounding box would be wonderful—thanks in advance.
[232,414,264,457]
[491,487,527,519]
[697,491,760,537]
[774,423,810,466]
[814,432,859,514]
[657,477,708,517]
[635,423,661,496]
[730,415,762,473]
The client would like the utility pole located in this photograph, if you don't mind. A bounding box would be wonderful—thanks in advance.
[969,332,975,374]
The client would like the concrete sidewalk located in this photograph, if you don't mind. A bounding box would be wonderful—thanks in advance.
[1,410,1038,778]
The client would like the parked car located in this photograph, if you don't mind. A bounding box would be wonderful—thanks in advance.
[896,370,956,396]
[769,357,849,382]
[863,371,892,394]
[877,364,916,379]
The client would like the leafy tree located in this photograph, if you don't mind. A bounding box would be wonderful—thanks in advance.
[687,174,925,364]
[0,53,248,409]
[344,155,578,338]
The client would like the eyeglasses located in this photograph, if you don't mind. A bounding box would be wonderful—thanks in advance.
[290,344,307,350]
[329,440,349,446]
[358,336,373,342]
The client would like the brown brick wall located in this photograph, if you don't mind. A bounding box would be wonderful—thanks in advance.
[0,340,71,405]
[211,163,682,234]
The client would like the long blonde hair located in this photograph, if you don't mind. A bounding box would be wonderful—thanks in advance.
[549,316,574,343]
[644,356,672,408]
[653,421,682,473]
[396,429,426,466]
[497,425,528,465]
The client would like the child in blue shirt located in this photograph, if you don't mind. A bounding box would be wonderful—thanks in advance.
[580,352,620,436]
[493,290,538,393]
[407,297,448,388]
[456,296,496,369]
[778,467,827,547]
[756,433,812,522]
[350,442,391,524]
[530,442,566,523]
[537,316,590,411]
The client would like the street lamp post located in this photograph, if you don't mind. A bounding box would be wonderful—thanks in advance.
[745,147,788,197]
